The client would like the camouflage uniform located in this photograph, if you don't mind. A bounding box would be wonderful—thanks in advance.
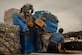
[20,3,34,22]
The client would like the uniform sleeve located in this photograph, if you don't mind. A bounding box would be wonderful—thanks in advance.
[60,35,64,43]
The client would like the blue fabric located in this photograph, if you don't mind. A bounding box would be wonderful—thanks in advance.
[50,32,64,44]
[20,29,37,53]
[33,11,51,19]
[33,11,59,33]
[12,12,28,31]
[33,11,44,19]
[45,16,58,32]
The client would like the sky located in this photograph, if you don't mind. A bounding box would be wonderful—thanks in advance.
[0,0,82,33]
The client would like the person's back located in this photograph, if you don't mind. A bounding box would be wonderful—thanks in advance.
[50,32,64,45]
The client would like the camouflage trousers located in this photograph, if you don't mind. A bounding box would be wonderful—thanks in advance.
[36,30,52,52]
[42,32,52,52]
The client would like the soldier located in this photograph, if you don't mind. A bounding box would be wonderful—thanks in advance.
[20,3,34,22]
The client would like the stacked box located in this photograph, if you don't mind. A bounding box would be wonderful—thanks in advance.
[0,23,21,54]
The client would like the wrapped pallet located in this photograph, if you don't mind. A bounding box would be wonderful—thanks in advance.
[4,8,20,25]
[0,23,21,54]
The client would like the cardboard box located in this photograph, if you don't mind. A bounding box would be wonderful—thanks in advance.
[34,19,45,28]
